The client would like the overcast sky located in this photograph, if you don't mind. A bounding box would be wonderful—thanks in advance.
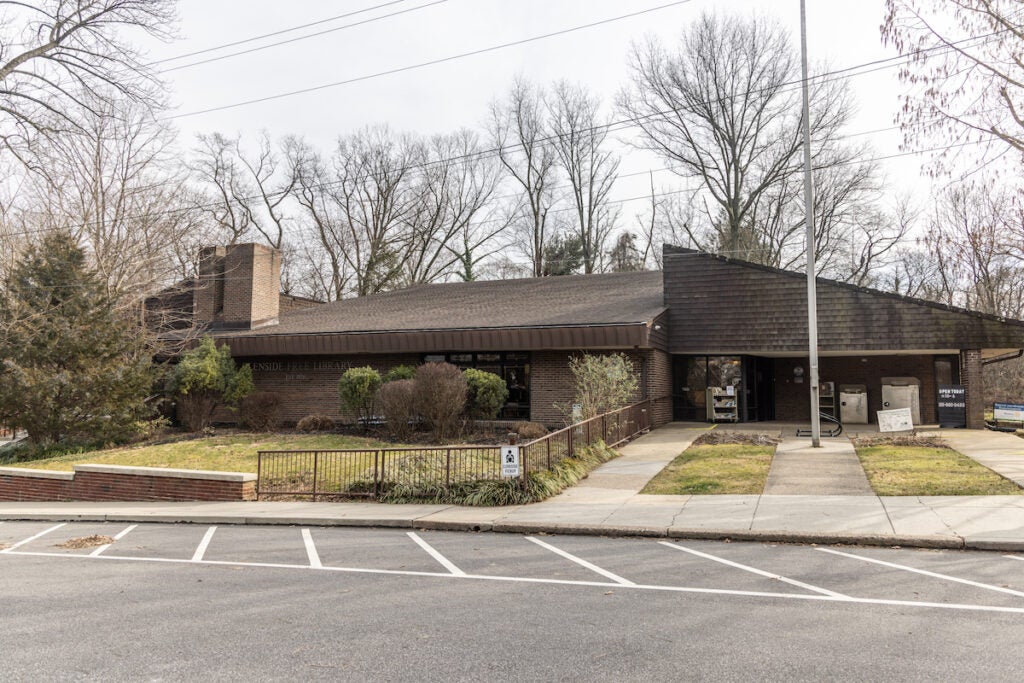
[143,0,935,207]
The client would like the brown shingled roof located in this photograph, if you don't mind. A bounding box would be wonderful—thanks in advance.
[220,270,666,337]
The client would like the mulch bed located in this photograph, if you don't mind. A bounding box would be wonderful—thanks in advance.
[851,435,949,449]
[694,431,783,447]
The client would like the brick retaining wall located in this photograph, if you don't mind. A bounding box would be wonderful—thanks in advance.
[0,465,256,502]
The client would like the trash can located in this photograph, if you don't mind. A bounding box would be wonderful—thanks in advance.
[881,377,921,425]
[839,384,868,424]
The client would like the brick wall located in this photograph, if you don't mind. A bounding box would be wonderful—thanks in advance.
[0,465,255,502]
[773,354,938,424]
[529,349,659,426]
[244,354,421,424]
[240,349,668,428]
[645,349,673,427]
[0,469,73,501]
[961,349,984,428]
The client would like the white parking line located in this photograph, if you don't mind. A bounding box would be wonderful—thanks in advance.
[302,528,322,569]
[0,523,66,553]
[660,542,849,599]
[527,536,636,586]
[817,547,1024,598]
[90,524,138,557]
[1004,555,1024,563]
[191,526,217,563]
[407,532,464,576]
[5,547,1024,616]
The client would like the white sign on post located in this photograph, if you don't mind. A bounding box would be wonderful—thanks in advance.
[877,407,914,433]
[501,445,521,478]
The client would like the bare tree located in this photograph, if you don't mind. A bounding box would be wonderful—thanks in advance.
[293,125,421,297]
[489,78,557,277]
[402,129,501,285]
[619,12,856,264]
[287,138,350,301]
[14,97,202,304]
[0,0,175,169]
[883,0,1024,172]
[922,185,1024,317]
[547,81,620,273]
[189,132,294,249]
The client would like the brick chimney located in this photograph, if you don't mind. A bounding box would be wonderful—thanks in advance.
[193,243,281,330]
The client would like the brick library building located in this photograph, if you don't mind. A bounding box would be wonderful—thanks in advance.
[150,243,1024,431]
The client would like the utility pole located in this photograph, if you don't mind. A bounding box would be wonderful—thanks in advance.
[800,0,821,447]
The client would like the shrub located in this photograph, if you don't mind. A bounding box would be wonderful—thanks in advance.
[239,392,281,431]
[378,379,417,440]
[383,365,417,383]
[515,421,549,441]
[568,353,639,420]
[168,337,254,432]
[338,367,382,425]
[414,362,467,442]
[296,414,335,432]
[463,368,509,420]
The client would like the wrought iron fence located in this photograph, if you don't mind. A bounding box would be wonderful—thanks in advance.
[256,399,650,500]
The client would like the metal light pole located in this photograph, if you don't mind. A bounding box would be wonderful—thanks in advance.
[800,0,821,447]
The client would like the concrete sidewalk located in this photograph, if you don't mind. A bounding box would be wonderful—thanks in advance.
[1,494,1023,551]
[2,426,1023,552]
[764,437,873,495]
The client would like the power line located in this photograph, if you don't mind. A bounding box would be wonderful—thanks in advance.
[166,3,1007,121]
[167,0,697,119]
[153,0,413,64]
[5,18,1011,236]
[159,1,449,74]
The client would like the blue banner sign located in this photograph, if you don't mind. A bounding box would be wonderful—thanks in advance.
[993,402,1024,422]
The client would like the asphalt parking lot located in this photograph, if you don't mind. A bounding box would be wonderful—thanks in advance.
[4,521,1024,681]
[3,520,1024,613]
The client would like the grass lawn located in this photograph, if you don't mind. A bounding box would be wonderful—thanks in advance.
[856,445,1023,496]
[640,443,774,495]
[3,432,396,474]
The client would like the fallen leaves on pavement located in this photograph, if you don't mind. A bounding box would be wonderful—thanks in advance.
[57,535,113,549]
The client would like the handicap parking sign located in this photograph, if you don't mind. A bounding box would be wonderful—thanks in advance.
[501,445,521,478]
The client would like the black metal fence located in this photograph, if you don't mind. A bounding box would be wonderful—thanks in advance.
[256,400,651,500]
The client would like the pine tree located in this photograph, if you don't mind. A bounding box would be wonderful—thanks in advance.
[0,231,152,445]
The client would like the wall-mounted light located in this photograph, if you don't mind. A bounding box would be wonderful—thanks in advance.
[653,324,663,331]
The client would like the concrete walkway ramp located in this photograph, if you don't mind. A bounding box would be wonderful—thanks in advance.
[764,437,873,495]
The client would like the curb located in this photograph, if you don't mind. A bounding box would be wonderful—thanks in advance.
[0,511,1001,552]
